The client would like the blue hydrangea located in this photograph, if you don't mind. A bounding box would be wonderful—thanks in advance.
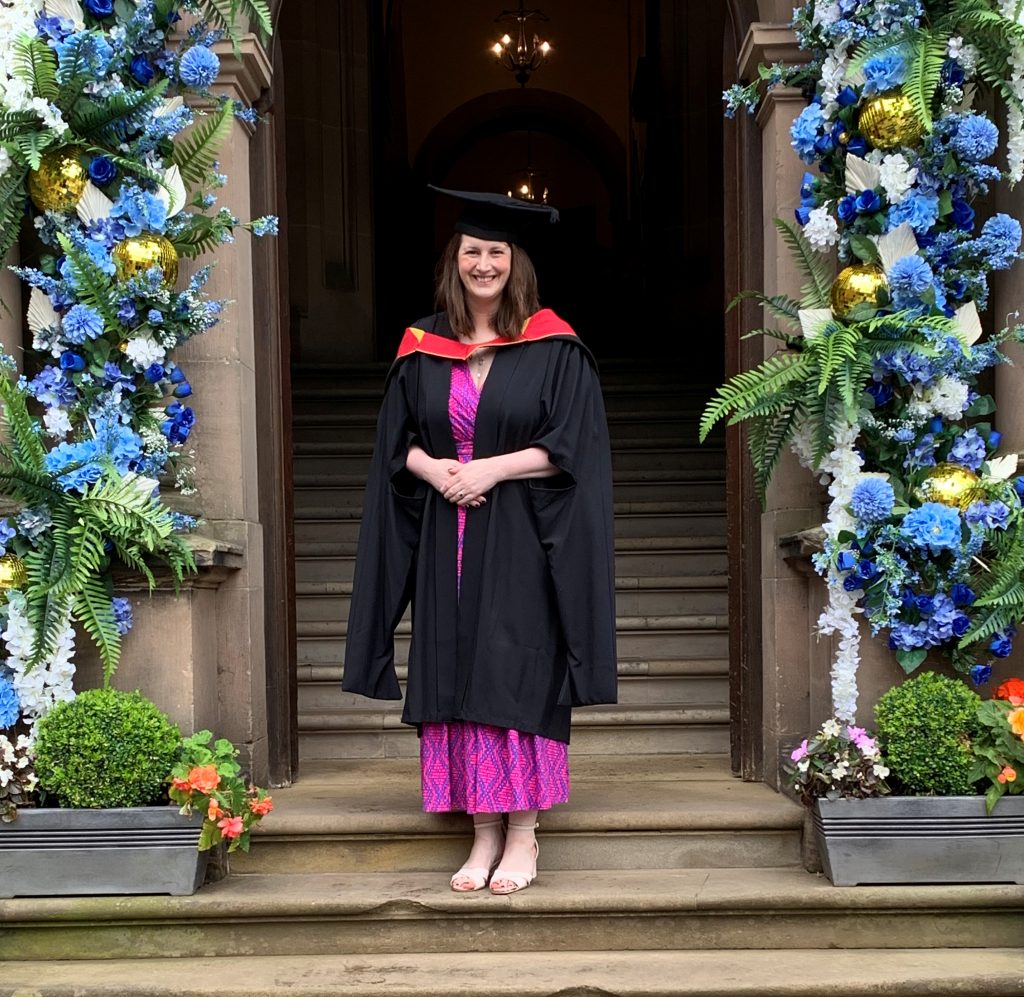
[16,507,51,542]
[900,502,963,553]
[874,349,934,385]
[61,303,104,345]
[790,104,826,163]
[888,192,940,235]
[178,45,220,88]
[851,478,895,524]
[112,597,134,636]
[111,183,168,237]
[0,518,15,557]
[949,427,986,471]
[44,418,143,492]
[55,30,114,82]
[888,256,935,310]
[950,113,999,163]
[965,499,1010,530]
[0,677,20,729]
[28,366,77,408]
[904,433,939,470]
[863,50,907,94]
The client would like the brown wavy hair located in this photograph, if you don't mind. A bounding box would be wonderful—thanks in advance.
[434,233,540,339]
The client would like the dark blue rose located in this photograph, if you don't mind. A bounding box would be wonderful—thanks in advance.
[837,85,859,107]
[130,56,155,85]
[915,594,934,615]
[173,382,193,398]
[88,156,117,186]
[166,10,181,23]
[837,195,858,223]
[949,276,968,300]
[59,352,85,372]
[1015,477,1024,501]
[865,380,893,407]
[843,575,863,592]
[942,60,966,88]
[855,189,882,214]
[831,121,847,145]
[815,133,835,155]
[169,366,187,384]
[117,299,137,325]
[860,541,875,556]
[990,633,1014,658]
[929,417,944,434]
[846,136,868,157]
[857,560,877,580]
[988,430,1002,449]
[950,583,976,607]
[951,198,975,231]
[836,551,857,572]
[970,663,992,686]
[795,206,811,226]
[952,614,971,638]
[900,588,916,610]
[800,172,816,203]
[144,364,165,383]
[84,0,114,15]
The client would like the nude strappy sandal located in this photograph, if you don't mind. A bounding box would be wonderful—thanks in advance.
[450,815,505,892]
[489,821,539,895]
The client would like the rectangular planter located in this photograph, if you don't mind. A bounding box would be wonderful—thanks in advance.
[813,795,1024,886]
[0,806,208,897]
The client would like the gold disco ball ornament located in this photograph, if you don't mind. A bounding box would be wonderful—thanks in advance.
[857,91,924,151]
[0,554,28,593]
[830,263,889,319]
[112,234,179,288]
[27,146,88,213]
[917,462,981,509]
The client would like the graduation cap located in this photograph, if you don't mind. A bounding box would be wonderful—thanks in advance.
[430,185,559,244]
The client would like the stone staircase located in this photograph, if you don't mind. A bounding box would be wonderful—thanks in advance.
[291,361,733,761]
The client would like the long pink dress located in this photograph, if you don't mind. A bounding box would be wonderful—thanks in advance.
[419,361,570,814]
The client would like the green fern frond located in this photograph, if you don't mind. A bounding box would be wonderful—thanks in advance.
[0,373,48,472]
[747,401,804,505]
[774,218,833,308]
[12,36,58,101]
[56,233,121,330]
[12,130,58,170]
[69,79,169,140]
[902,31,949,132]
[728,289,803,326]
[172,99,234,187]
[73,573,120,685]
[197,0,272,52]
[170,216,227,259]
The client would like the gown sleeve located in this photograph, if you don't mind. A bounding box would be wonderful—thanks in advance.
[341,359,425,700]
[528,342,618,707]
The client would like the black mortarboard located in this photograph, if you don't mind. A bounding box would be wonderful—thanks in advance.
[430,185,559,244]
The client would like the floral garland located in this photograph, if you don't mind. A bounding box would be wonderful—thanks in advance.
[717,1,1024,727]
[0,0,275,742]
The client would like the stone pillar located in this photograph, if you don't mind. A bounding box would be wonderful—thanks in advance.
[1,246,24,367]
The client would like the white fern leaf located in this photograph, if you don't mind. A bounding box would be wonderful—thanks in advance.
[156,164,187,218]
[44,0,85,30]
[986,454,1019,480]
[873,223,920,275]
[76,182,113,226]
[27,287,59,336]
[845,155,881,195]
[954,300,983,346]
[156,96,184,118]
[799,308,832,340]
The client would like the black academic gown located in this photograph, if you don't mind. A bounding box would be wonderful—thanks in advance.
[342,309,617,743]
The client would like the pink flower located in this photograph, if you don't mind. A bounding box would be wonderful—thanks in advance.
[846,725,867,741]
[853,734,877,754]
[790,739,810,762]
[217,815,244,839]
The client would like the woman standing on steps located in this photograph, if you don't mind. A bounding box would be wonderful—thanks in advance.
[343,188,617,895]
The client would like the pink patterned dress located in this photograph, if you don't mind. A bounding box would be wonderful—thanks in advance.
[419,361,570,814]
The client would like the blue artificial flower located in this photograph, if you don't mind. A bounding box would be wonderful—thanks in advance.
[837,195,857,223]
[55,30,114,82]
[16,507,51,543]
[915,594,935,615]
[951,113,999,163]
[929,418,944,434]
[111,596,133,636]
[130,55,155,85]
[855,189,882,214]
[863,50,907,95]
[888,192,940,235]
[901,502,963,553]
[84,0,113,16]
[791,103,826,163]
[61,303,104,345]
[168,366,187,384]
[988,430,1002,450]
[846,136,868,158]
[843,575,863,592]
[970,663,992,686]
[144,363,165,384]
[949,428,986,472]
[111,183,168,237]
[173,381,192,398]
[103,363,135,392]
[990,629,1015,658]
[972,213,1023,270]
[162,403,196,444]
[118,300,137,326]
[951,583,976,607]
[836,550,857,572]
[851,478,895,524]
[0,678,20,729]
[888,255,935,309]
[837,85,858,107]
[0,518,16,557]
[857,559,878,580]
[952,614,971,638]
[35,14,74,42]
[28,366,77,408]
[147,309,163,325]
[248,215,279,238]
[865,380,893,407]
[795,205,811,226]
[59,352,86,373]
[904,433,939,470]
[178,45,220,89]
[965,499,1010,530]
[951,199,975,232]
[88,156,117,186]
[44,416,143,491]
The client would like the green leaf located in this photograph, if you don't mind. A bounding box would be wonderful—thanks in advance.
[848,234,881,265]
[774,218,833,309]
[896,648,928,674]
[965,394,996,416]
[171,99,235,187]
[901,30,948,133]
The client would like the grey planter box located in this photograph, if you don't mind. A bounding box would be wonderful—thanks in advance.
[0,806,208,897]
[813,795,1024,886]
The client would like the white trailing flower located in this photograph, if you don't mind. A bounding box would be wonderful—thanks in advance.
[804,207,840,250]
[2,592,76,724]
[42,406,72,439]
[0,2,42,98]
[877,153,918,204]
[820,47,849,112]
[124,336,167,370]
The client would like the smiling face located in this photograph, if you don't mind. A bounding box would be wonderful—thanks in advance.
[457,235,512,309]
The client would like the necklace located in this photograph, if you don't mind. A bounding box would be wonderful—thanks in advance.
[470,347,492,382]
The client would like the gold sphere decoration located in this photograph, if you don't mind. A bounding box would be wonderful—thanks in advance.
[830,263,889,319]
[112,234,179,288]
[917,463,981,509]
[857,91,924,151]
[27,146,88,213]
[0,554,28,592]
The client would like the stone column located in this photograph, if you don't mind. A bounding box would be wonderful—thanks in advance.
[1,246,24,367]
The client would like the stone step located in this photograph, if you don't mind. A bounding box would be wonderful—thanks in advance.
[292,510,728,545]
[293,477,726,512]
[297,704,731,758]
[6,869,1021,961]
[10,950,1023,996]
[229,755,798,875]
[295,576,729,621]
[295,542,729,584]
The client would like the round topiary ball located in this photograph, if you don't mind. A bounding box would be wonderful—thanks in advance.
[875,671,981,796]
[34,688,182,808]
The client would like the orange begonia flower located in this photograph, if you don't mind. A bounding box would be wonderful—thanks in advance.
[1009,707,1024,739]
[171,777,191,793]
[217,815,244,839]
[249,796,273,816]
[996,678,1024,707]
[207,800,224,820]
[187,765,221,794]
[1002,766,1017,783]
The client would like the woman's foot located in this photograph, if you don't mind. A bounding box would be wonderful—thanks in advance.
[450,815,505,892]
[489,820,539,895]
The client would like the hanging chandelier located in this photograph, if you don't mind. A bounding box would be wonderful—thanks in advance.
[490,1,552,88]
[507,167,549,204]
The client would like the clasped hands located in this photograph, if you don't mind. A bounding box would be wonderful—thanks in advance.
[429,457,500,508]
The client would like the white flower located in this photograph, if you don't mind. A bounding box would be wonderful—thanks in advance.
[877,153,918,204]
[124,337,167,370]
[797,759,810,772]
[42,407,72,439]
[811,1,841,28]
[832,761,850,780]
[908,376,970,421]
[821,718,842,738]
[948,36,963,59]
[0,147,10,180]
[804,207,840,251]
[3,591,75,724]
[873,763,890,778]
